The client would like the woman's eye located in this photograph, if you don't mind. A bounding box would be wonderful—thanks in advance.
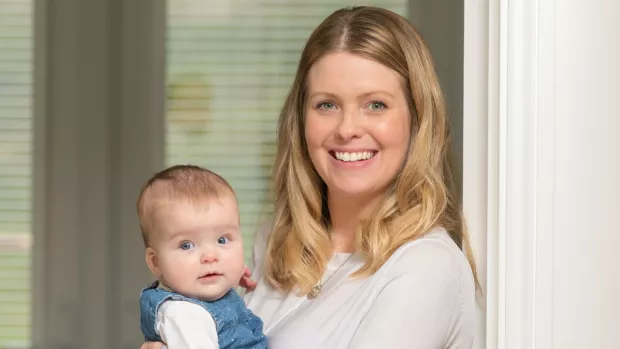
[316,101,337,110]
[368,101,387,111]
[217,236,229,245]
[180,241,195,250]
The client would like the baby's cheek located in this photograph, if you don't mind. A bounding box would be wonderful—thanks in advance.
[164,257,193,278]
[227,248,247,278]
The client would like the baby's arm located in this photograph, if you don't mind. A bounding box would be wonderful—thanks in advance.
[156,300,219,349]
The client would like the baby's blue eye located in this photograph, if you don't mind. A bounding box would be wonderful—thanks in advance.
[217,236,229,245]
[180,241,195,250]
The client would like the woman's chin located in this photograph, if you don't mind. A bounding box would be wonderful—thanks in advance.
[328,183,381,200]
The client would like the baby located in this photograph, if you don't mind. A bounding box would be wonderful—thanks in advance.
[136,164,267,349]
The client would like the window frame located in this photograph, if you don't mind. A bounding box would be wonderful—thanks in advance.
[32,0,165,347]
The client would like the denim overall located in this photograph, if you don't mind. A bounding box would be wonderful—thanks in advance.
[140,281,268,349]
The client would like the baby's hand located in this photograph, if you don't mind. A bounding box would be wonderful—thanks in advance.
[239,266,257,291]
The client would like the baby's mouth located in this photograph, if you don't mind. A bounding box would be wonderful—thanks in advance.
[199,272,222,280]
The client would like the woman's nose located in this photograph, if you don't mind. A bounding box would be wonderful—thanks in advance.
[335,110,363,141]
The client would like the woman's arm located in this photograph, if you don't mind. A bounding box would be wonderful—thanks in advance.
[241,220,272,297]
[239,219,272,294]
[349,238,476,349]
[247,219,271,276]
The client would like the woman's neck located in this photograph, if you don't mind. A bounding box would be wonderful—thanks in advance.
[327,190,382,253]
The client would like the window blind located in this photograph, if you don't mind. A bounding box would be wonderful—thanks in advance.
[165,0,408,261]
[0,0,32,347]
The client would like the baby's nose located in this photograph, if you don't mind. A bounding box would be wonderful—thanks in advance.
[200,249,219,263]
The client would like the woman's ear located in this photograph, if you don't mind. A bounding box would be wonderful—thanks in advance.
[145,247,161,277]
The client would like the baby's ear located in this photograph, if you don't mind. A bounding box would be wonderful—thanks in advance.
[145,247,161,277]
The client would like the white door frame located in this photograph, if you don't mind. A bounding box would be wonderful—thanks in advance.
[463,0,556,348]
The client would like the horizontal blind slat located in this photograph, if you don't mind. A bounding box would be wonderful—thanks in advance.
[0,1,32,346]
[0,200,28,210]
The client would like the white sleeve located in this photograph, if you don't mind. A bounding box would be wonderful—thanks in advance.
[349,239,476,349]
[247,218,272,277]
[156,300,219,349]
[242,219,272,301]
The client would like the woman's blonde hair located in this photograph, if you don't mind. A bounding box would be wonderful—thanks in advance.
[265,6,479,294]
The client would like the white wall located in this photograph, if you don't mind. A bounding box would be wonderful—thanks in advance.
[464,0,620,348]
[462,0,495,347]
[553,1,619,347]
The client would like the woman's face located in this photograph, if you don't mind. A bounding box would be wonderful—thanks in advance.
[304,51,411,200]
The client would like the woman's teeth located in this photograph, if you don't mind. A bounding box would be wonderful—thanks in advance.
[334,151,376,162]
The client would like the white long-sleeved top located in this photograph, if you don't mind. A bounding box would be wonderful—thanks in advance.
[155,300,219,349]
[243,226,477,349]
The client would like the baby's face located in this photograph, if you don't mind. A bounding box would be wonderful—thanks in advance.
[147,194,245,301]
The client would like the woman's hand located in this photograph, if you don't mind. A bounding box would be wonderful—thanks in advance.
[239,265,257,291]
[140,342,165,349]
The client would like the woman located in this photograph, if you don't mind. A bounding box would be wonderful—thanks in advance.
[144,5,478,348]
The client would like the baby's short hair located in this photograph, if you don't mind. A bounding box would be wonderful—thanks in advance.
[136,164,235,247]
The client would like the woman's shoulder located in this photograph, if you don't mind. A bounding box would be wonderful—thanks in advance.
[253,217,273,243]
[379,227,474,285]
[246,218,274,276]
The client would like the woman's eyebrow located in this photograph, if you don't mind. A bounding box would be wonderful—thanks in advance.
[308,91,395,99]
[308,92,339,99]
[357,91,395,99]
